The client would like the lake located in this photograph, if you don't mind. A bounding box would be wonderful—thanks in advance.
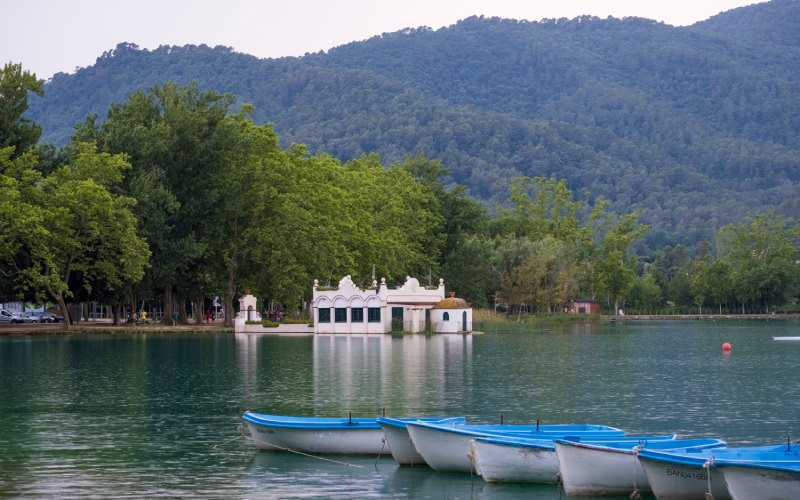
[1,320,799,498]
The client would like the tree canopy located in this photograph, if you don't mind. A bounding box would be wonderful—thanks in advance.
[0,62,43,157]
[24,0,800,249]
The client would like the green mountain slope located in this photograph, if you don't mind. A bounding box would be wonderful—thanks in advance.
[24,1,800,248]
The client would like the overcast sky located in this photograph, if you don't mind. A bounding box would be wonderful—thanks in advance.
[3,0,762,79]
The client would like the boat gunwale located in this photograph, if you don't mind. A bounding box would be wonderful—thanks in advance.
[553,437,725,455]
[712,458,800,471]
[376,416,466,429]
[475,434,678,451]
[243,411,381,429]
[637,444,799,466]
[405,420,624,438]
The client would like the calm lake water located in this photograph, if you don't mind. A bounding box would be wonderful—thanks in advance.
[1,320,799,498]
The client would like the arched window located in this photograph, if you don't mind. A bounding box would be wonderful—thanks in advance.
[443,312,450,321]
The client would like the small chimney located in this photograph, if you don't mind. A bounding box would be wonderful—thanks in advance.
[449,291,456,298]
[245,288,251,295]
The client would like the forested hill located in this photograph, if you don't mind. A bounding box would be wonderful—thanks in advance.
[25,0,800,249]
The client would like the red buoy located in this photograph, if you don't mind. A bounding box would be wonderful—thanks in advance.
[722,342,732,352]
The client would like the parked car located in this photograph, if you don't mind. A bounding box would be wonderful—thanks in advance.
[19,312,39,323]
[0,309,25,324]
[36,312,64,323]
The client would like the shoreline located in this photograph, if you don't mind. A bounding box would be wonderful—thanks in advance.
[0,321,234,336]
[2,313,798,336]
[611,313,800,321]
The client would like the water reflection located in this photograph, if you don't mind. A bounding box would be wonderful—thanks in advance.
[312,334,472,416]
[246,452,563,499]
[3,322,799,497]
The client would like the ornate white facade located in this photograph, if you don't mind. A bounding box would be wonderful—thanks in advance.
[312,275,446,334]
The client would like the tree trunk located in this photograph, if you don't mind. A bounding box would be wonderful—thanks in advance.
[56,292,70,331]
[112,303,121,326]
[162,284,173,325]
[192,296,203,324]
[176,295,187,324]
[224,250,239,328]
[224,275,236,329]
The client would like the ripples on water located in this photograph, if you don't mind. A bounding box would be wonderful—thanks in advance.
[1,322,799,497]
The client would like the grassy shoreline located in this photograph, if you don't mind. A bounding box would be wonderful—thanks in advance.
[0,322,234,336]
[472,310,800,333]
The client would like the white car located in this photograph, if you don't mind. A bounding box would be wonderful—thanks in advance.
[0,309,25,324]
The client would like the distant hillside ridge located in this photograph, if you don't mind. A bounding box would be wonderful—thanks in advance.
[24,0,800,249]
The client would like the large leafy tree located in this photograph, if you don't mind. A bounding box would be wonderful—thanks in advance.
[87,83,238,322]
[397,152,491,304]
[596,212,648,315]
[205,115,284,326]
[0,144,150,328]
[717,214,799,312]
[0,62,43,158]
[492,176,633,314]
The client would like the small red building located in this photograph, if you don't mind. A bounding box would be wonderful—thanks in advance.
[569,298,601,314]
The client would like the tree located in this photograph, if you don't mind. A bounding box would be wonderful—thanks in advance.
[690,260,709,314]
[718,214,800,312]
[597,212,648,315]
[205,116,284,326]
[705,259,733,314]
[93,83,238,323]
[521,237,578,313]
[495,236,536,319]
[0,144,150,329]
[441,235,494,308]
[0,63,43,158]
[626,271,663,313]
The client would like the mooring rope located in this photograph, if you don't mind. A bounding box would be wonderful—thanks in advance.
[467,440,476,480]
[629,445,642,500]
[213,425,247,448]
[374,437,387,469]
[703,457,715,500]
[556,472,564,500]
[254,438,364,467]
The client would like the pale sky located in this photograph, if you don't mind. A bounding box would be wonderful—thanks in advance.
[3,0,762,80]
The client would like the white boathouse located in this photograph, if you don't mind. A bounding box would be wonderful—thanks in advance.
[430,292,473,333]
[312,275,446,334]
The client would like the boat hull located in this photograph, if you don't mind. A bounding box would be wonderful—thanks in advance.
[377,417,465,465]
[555,441,649,496]
[245,421,388,454]
[406,421,624,473]
[472,438,559,483]
[638,444,797,500]
[407,422,477,472]
[721,463,800,500]
[379,421,422,464]
[243,411,389,455]
[638,455,728,500]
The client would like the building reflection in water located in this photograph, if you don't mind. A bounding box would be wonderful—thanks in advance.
[312,333,472,417]
[235,332,260,401]
[235,332,473,417]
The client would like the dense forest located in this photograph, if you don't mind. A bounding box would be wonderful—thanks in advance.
[24,0,800,250]
[3,2,800,326]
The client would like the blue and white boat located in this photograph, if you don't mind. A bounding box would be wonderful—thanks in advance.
[717,459,800,500]
[637,444,800,500]
[243,411,391,454]
[406,420,625,473]
[472,434,678,484]
[554,437,726,496]
[377,416,466,465]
